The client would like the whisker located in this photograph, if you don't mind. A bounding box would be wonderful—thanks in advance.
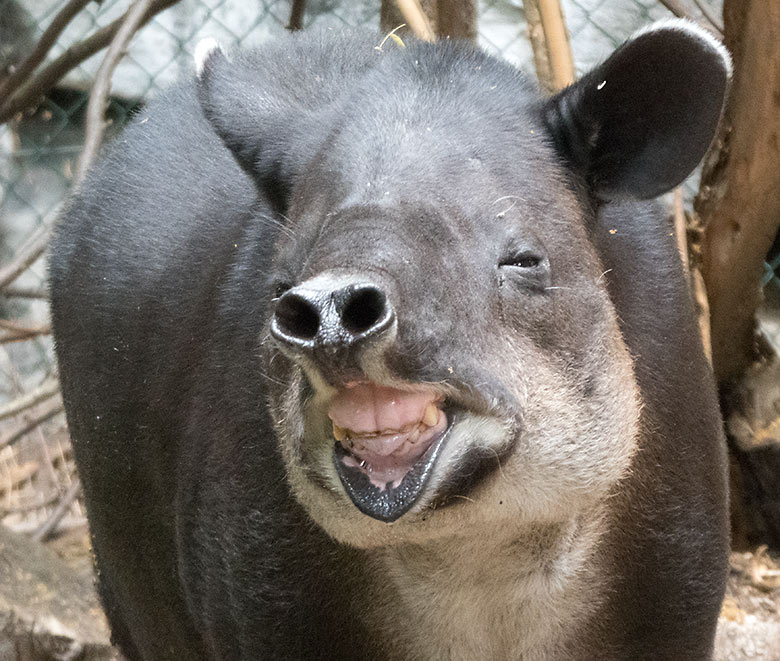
[450,494,476,504]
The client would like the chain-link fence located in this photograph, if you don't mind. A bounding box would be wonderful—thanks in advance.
[1,0,777,541]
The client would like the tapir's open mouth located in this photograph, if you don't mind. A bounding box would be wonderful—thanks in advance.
[328,383,452,522]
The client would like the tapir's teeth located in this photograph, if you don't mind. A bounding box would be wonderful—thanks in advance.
[423,402,439,427]
[335,402,442,452]
[409,425,421,444]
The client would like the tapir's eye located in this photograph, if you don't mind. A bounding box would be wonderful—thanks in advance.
[271,280,293,301]
[499,251,543,269]
[498,246,551,292]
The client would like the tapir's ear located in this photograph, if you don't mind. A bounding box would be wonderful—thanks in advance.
[544,19,731,200]
[194,38,315,211]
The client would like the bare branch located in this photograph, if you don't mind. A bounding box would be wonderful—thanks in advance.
[0,331,50,344]
[9,513,87,536]
[0,0,182,125]
[0,286,49,299]
[32,477,82,543]
[692,0,725,34]
[436,0,477,41]
[287,0,307,31]
[0,400,65,451]
[656,0,689,18]
[0,378,60,421]
[0,0,93,102]
[0,223,52,290]
[657,0,724,34]
[0,0,183,289]
[0,319,50,334]
[0,491,62,516]
[0,319,52,343]
[395,0,436,42]
[75,0,157,185]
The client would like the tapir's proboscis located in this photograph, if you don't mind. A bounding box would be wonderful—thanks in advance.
[49,20,731,660]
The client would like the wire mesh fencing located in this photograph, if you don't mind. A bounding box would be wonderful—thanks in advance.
[2,0,777,541]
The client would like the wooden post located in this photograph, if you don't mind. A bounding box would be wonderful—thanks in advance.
[522,0,575,93]
[696,0,780,384]
[395,0,436,42]
[381,0,477,42]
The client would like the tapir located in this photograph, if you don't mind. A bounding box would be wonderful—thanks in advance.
[49,19,731,660]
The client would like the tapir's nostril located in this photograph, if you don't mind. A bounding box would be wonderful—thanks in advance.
[272,279,394,351]
[274,293,320,341]
[341,286,389,335]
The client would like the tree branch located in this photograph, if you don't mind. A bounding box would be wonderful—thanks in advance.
[0,317,52,343]
[0,319,51,334]
[286,0,307,31]
[0,400,65,451]
[395,0,436,42]
[0,378,60,422]
[0,0,94,102]
[0,0,181,125]
[0,491,62,516]
[692,0,725,35]
[0,0,183,290]
[0,286,48,299]
[32,477,82,543]
[0,223,52,290]
[74,0,158,185]
[656,0,690,19]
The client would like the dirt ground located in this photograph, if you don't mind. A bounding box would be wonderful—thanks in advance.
[42,527,780,660]
[716,548,780,659]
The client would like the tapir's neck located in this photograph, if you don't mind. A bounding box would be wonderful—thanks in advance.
[363,513,606,659]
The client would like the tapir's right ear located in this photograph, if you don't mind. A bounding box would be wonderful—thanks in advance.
[194,39,318,211]
[544,20,731,200]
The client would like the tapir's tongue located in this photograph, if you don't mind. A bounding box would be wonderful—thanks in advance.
[328,383,446,490]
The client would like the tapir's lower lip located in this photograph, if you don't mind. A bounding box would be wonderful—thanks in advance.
[333,412,455,522]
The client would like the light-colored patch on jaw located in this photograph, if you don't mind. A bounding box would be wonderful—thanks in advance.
[278,325,640,550]
[420,412,514,502]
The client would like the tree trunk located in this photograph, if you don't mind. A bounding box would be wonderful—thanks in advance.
[696,0,780,385]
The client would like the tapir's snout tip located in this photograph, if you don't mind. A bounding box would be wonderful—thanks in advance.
[270,274,395,356]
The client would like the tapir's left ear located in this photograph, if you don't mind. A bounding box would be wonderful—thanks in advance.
[544,19,731,200]
[194,38,321,212]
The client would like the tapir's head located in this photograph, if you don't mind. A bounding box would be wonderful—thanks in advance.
[196,22,730,546]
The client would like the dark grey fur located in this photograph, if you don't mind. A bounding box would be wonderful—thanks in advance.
[49,25,730,660]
